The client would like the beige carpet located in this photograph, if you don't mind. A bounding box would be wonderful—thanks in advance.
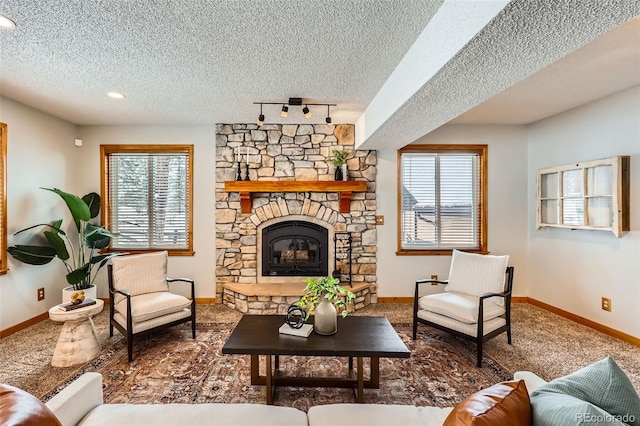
[0,303,639,400]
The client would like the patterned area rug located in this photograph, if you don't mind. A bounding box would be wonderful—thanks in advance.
[42,322,510,412]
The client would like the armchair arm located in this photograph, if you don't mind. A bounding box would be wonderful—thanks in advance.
[167,277,196,301]
[479,289,510,301]
[415,278,448,286]
[45,372,103,426]
[109,288,130,298]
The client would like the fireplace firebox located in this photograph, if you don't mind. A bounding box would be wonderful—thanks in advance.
[262,221,328,276]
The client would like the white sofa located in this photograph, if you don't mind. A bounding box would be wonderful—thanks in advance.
[44,371,547,426]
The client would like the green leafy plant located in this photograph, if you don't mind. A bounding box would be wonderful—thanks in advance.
[296,276,355,318]
[8,188,120,290]
[329,149,349,167]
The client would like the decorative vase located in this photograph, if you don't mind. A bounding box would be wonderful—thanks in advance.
[334,166,343,181]
[314,296,338,335]
[62,285,97,304]
[341,164,348,181]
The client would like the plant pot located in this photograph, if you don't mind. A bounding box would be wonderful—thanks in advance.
[314,297,337,335]
[62,285,97,304]
[334,166,343,181]
[341,164,348,181]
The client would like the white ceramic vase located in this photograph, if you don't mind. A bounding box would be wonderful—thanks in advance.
[341,164,348,181]
[62,285,97,304]
[314,296,338,335]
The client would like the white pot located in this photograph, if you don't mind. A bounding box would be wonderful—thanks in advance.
[62,285,97,304]
[314,297,338,335]
[341,164,348,181]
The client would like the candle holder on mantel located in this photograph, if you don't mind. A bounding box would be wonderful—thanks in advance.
[236,161,243,181]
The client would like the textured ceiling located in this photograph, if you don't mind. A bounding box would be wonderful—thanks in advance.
[0,0,638,150]
[0,0,441,126]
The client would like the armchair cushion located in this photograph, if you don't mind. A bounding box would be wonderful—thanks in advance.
[418,292,505,324]
[111,251,169,304]
[115,292,192,323]
[445,250,509,306]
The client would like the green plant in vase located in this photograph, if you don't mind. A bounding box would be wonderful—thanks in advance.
[329,149,349,180]
[297,276,355,319]
[8,188,120,291]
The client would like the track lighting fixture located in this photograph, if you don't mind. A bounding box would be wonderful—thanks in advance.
[253,99,336,122]
[256,103,264,126]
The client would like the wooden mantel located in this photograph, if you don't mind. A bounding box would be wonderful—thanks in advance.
[224,180,368,213]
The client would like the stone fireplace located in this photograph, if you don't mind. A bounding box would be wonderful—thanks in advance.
[215,123,377,314]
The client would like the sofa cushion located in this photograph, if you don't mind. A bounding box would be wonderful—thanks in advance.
[418,292,505,324]
[111,251,169,304]
[0,383,62,426]
[530,391,627,426]
[307,403,453,426]
[531,356,640,426]
[443,380,531,426]
[445,250,509,306]
[79,403,307,426]
[115,291,191,323]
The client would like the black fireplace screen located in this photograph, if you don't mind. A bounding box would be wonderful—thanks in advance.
[262,221,328,276]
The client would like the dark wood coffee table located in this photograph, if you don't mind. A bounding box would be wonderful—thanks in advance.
[221,315,410,404]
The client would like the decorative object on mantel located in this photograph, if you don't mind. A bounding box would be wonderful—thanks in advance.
[296,276,355,335]
[224,180,367,213]
[253,98,336,124]
[329,149,349,181]
[234,146,250,181]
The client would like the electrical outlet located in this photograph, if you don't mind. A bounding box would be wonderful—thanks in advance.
[601,297,611,312]
[375,215,384,225]
[37,287,45,301]
[430,275,438,285]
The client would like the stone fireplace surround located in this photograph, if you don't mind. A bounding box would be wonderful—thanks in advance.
[215,123,377,314]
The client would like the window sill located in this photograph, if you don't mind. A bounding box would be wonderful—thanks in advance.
[396,249,489,256]
[102,249,195,257]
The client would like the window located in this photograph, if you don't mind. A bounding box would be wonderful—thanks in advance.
[101,145,194,255]
[397,145,487,255]
[537,156,629,237]
[0,123,6,273]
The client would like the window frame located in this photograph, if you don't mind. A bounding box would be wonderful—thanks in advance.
[396,144,488,256]
[0,123,7,274]
[100,144,194,256]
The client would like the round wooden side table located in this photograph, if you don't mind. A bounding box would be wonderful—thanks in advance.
[48,299,104,367]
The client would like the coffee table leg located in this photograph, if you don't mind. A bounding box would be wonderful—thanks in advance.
[250,355,259,384]
[266,355,273,405]
[371,357,380,388]
[348,356,353,372]
[356,357,364,403]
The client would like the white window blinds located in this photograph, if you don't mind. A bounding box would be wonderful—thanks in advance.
[107,152,190,250]
[400,152,481,250]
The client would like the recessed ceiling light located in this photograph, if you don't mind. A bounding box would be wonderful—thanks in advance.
[0,14,16,30]
[107,92,126,99]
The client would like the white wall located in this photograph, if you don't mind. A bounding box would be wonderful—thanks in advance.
[527,86,640,338]
[77,125,217,300]
[0,97,82,330]
[376,124,529,298]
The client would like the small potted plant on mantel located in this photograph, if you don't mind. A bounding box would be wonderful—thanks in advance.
[296,276,355,335]
[8,188,120,303]
[329,149,349,181]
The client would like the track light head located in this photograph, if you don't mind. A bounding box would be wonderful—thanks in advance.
[325,105,332,124]
[281,105,289,117]
[257,114,265,126]
[302,105,312,118]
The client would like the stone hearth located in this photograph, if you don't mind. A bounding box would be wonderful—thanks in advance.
[215,123,377,314]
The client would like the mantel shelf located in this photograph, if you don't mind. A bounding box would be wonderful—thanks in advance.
[224,180,367,213]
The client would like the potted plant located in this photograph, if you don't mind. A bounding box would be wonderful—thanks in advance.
[296,276,355,335]
[8,188,120,302]
[329,149,349,181]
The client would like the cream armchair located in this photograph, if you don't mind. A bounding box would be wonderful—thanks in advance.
[412,250,514,367]
[108,251,196,362]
